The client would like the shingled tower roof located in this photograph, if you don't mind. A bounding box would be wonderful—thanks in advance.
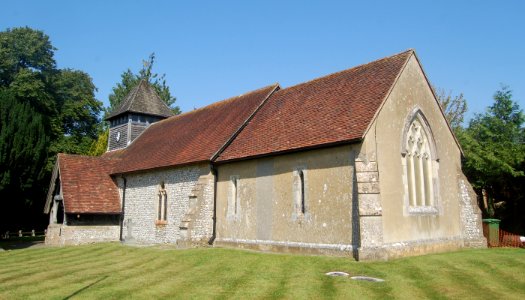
[105,79,174,120]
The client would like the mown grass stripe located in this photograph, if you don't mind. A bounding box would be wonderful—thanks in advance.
[463,258,525,295]
[1,244,145,297]
[1,248,127,292]
[0,243,120,273]
[52,253,167,295]
[0,246,524,299]
[89,250,195,298]
[429,257,499,299]
[136,250,235,298]
[0,245,89,268]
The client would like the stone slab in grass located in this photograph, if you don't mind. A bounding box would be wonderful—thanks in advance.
[351,276,385,282]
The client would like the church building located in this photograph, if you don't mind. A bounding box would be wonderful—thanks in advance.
[44,49,486,260]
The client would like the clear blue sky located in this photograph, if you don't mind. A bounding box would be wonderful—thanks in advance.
[2,0,524,123]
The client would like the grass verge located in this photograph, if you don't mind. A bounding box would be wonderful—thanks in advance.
[0,243,524,299]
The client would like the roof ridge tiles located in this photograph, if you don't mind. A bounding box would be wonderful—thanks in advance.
[148,83,280,128]
[144,79,175,115]
[216,49,414,162]
[210,83,280,161]
[111,83,279,174]
[183,83,280,114]
[279,49,414,93]
[128,79,144,109]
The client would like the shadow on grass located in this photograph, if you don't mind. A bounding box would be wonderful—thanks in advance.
[63,276,109,300]
[0,236,45,250]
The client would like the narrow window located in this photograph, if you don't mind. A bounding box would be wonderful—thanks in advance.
[228,175,240,219]
[157,182,167,223]
[414,151,423,206]
[407,153,416,206]
[423,154,433,206]
[233,177,238,215]
[299,170,305,214]
[294,168,307,217]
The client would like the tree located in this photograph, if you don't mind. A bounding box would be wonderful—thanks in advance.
[87,128,108,156]
[459,85,525,234]
[434,87,468,131]
[89,53,180,157]
[0,28,56,230]
[0,89,50,230]
[0,27,55,86]
[108,53,180,114]
[49,69,103,159]
[0,27,102,231]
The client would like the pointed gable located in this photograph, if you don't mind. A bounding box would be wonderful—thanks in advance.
[105,80,174,120]
[112,84,279,174]
[45,154,121,214]
[216,50,412,162]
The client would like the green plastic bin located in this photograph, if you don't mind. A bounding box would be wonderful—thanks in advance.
[482,219,500,247]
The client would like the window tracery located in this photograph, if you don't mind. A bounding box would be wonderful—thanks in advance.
[402,110,438,214]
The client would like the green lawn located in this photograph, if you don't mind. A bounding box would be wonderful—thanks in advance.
[0,243,524,299]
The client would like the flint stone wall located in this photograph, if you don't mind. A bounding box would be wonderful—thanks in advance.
[121,164,214,245]
[45,224,119,246]
[458,174,487,247]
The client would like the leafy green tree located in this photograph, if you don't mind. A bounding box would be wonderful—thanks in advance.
[0,27,102,231]
[108,53,180,114]
[0,27,55,86]
[459,85,525,233]
[49,69,103,159]
[88,128,109,156]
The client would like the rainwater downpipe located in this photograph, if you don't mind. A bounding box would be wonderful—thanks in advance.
[119,176,127,241]
[209,164,218,245]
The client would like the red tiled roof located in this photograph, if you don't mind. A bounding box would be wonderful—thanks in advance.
[112,84,279,174]
[101,148,124,159]
[58,154,121,214]
[217,50,413,162]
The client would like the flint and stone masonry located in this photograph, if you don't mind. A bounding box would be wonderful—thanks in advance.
[44,50,487,261]
[458,174,486,247]
[121,164,214,245]
[45,224,119,246]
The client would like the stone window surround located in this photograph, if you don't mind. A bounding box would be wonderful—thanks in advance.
[292,166,309,221]
[156,181,168,225]
[400,107,441,215]
[227,175,241,221]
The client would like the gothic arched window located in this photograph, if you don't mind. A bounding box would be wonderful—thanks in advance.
[402,110,439,214]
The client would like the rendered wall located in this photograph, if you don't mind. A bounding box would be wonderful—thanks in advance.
[215,145,357,256]
[120,164,214,245]
[359,54,485,259]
